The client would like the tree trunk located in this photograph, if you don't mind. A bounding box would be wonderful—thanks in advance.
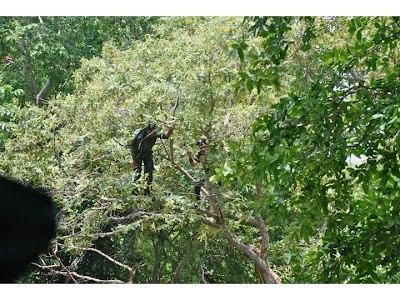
[17,43,37,104]
[36,78,53,106]
[151,232,165,283]
[171,247,194,283]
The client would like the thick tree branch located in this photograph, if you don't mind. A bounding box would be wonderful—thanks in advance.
[171,247,194,283]
[200,217,219,228]
[196,207,217,218]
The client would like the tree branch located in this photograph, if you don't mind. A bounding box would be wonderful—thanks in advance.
[223,94,232,126]
[171,247,194,283]
[69,246,136,283]
[255,184,269,260]
[50,248,78,284]
[17,42,37,103]
[199,216,219,228]
[51,270,125,284]
[170,91,180,115]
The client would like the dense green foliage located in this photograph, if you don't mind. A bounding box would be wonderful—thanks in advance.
[0,16,399,283]
[0,17,158,102]
[231,16,400,282]
[0,16,158,150]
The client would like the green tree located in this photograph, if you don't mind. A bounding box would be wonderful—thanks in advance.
[228,16,400,283]
[1,17,274,283]
[5,16,398,284]
[0,17,158,155]
[0,16,158,105]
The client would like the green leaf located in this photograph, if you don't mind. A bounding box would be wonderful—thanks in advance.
[362,182,370,194]
[231,49,237,60]
[371,114,384,119]
[356,29,362,41]
[238,47,244,61]
[348,19,356,34]
[246,79,253,92]
[284,252,292,264]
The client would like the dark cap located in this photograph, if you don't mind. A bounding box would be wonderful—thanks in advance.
[197,138,207,146]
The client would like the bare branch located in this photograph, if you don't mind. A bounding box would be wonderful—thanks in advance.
[223,94,232,126]
[230,212,259,227]
[69,246,136,283]
[52,270,125,284]
[198,126,215,141]
[170,138,175,163]
[199,217,219,228]
[196,203,259,226]
[108,210,181,222]
[254,183,280,284]
[222,226,263,267]
[31,262,59,269]
[170,92,180,115]
[36,77,52,106]
[50,248,78,284]
[196,207,218,219]
[82,154,112,162]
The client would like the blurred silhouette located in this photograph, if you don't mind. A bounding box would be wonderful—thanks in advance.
[0,176,56,283]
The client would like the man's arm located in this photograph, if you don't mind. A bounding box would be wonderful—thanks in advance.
[187,151,198,167]
[187,150,203,167]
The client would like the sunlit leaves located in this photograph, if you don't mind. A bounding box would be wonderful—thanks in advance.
[1,17,270,283]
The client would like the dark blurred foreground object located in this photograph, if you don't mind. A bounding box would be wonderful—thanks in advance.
[0,176,56,283]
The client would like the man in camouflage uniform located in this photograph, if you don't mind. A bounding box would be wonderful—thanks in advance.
[187,138,209,201]
[130,123,173,195]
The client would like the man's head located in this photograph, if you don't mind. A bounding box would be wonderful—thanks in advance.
[145,124,157,135]
[197,138,207,148]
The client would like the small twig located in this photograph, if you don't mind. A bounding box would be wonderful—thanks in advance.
[169,139,174,163]
[31,263,59,269]
[171,91,180,115]
[82,154,112,162]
